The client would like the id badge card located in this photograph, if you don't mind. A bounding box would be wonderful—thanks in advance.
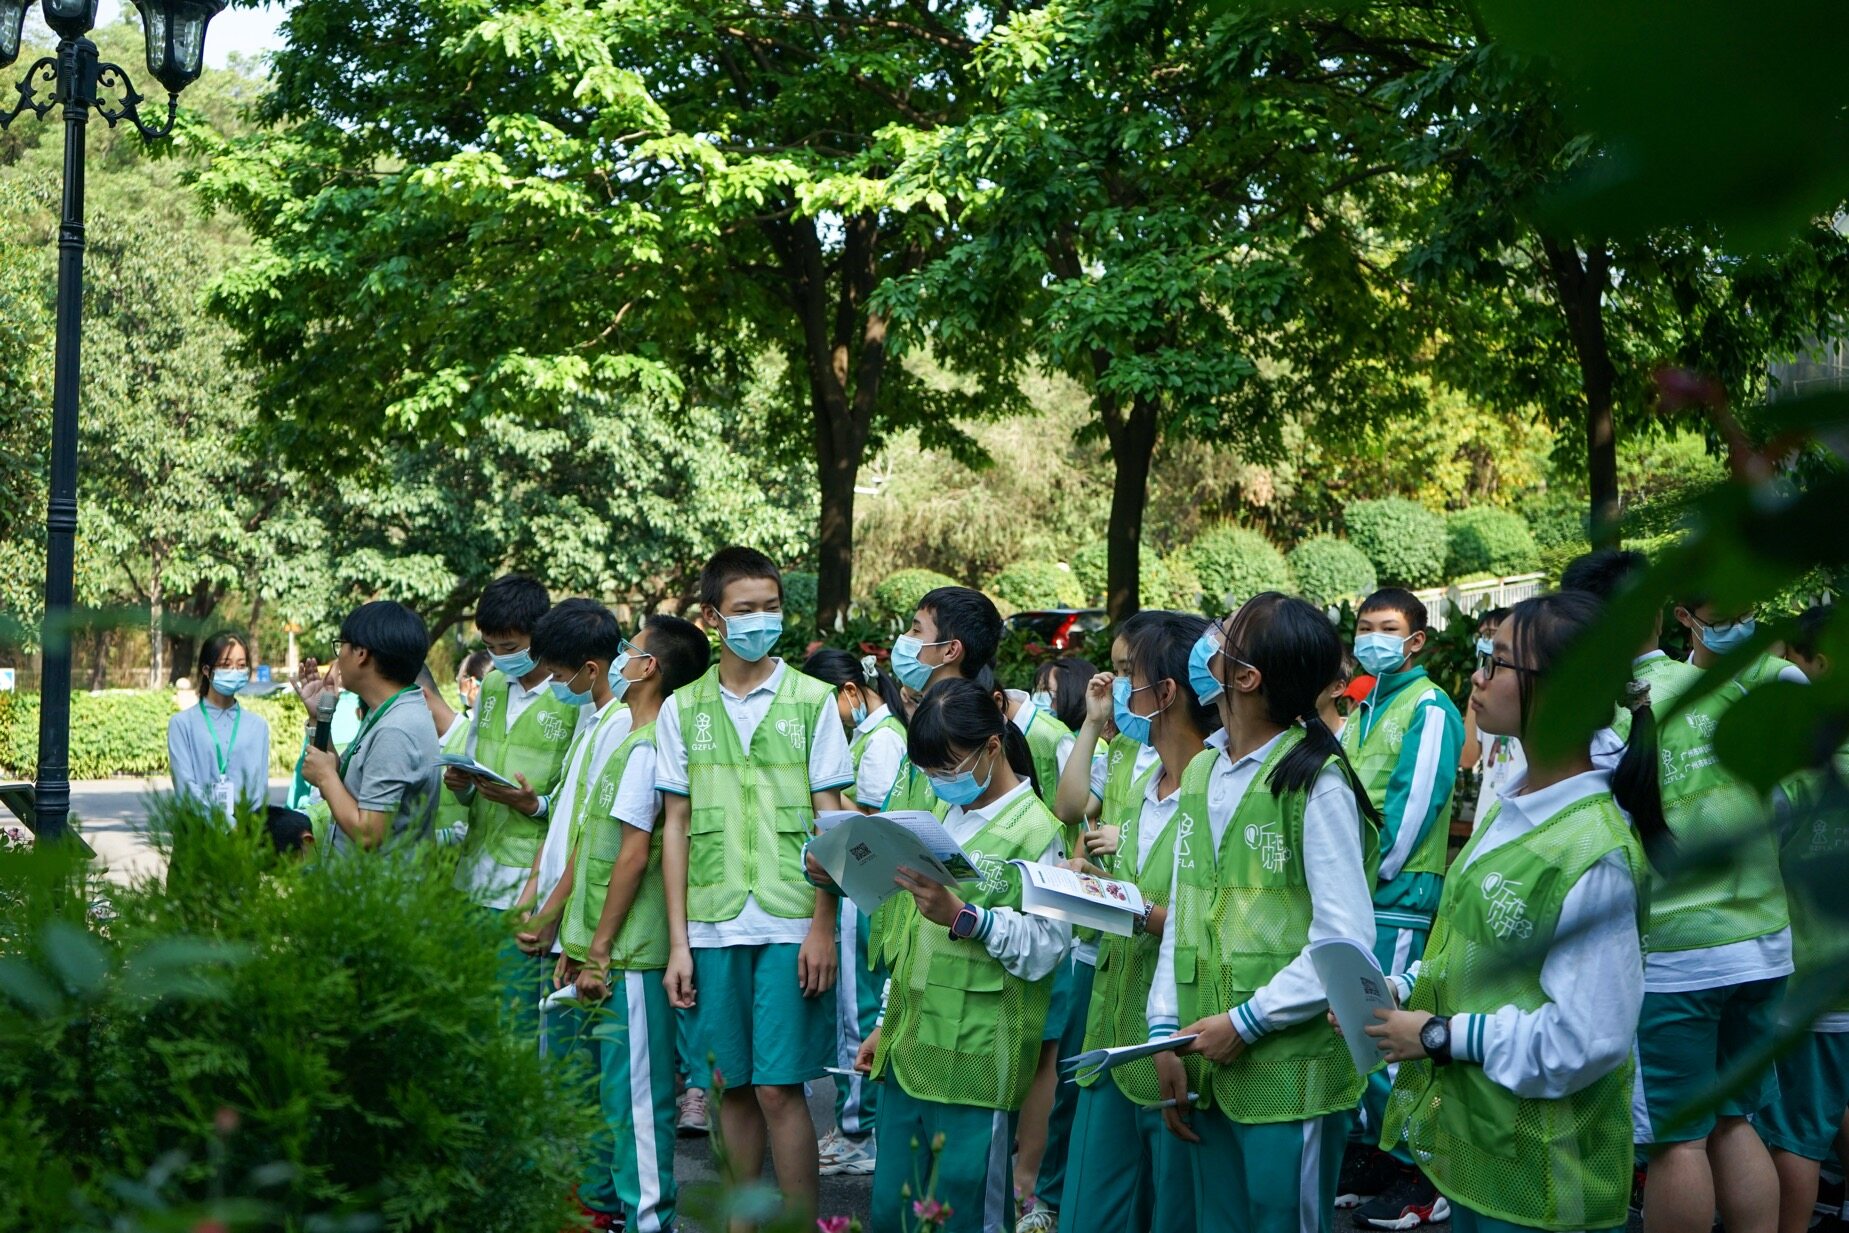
[212,776,236,824]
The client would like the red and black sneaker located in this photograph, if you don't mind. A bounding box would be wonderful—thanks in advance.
[1353,1169,1450,1230]
[1337,1145,1406,1210]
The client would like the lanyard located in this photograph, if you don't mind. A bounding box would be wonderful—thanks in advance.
[338,686,418,778]
[199,701,242,778]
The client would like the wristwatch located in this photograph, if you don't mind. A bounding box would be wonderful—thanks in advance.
[1419,1015,1454,1066]
[949,904,982,941]
[1131,902,1156,936]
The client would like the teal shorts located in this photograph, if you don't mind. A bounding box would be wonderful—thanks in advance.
[686,943,832,1089]
[1759,1029,1849,1161]
[1635,977,1786,1146]
[1043,951,1075,1042]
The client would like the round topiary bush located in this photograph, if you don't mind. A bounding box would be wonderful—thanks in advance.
[866,568,961,623]
[987,560,1087,612]
[1343,498,1448,588]
[781,569,819,630]
[1069,542,1110,603]
[1444,507,1542,578]
[1068,541,1202,609]
[1287,536,1378,608]
[1182,525,1295,609]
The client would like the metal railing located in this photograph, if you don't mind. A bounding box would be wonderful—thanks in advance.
[1411,573,1549,629]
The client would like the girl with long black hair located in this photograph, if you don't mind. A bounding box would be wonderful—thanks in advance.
[1369,590,1664,1233]
[1144,592,1381,1233]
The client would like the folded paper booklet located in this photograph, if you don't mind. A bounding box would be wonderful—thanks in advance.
[1310,936,1393,1076]
[434,752,519,790]
[1010,860,1146,936]
[538,984,581,1012]
[1059,1034,1199,1085]
[809,811,983,918]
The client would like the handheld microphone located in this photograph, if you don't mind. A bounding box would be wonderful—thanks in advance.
[312,691,338,752]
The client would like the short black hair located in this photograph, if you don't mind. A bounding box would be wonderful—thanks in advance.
[265,805,313,856]
[532,598,621,667]
[1560,549,1650,603]
[1477,606,1511,629]
[643,614,711,695]
[1788,605,1834,661]
[339,600,429,686]
[700,546,783,611]
[459,650,493,680]
[1358,587,1428,634]
[917,586,1003,676]
[476,574,550,637]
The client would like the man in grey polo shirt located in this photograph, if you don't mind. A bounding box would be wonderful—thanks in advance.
[301,600,440,852]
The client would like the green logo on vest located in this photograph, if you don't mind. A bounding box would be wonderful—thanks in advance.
[1479,871,1534,940]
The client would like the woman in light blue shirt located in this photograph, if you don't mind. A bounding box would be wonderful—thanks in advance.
[166,632,271,823]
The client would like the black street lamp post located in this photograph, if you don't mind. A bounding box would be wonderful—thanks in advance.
[0,0,226,842]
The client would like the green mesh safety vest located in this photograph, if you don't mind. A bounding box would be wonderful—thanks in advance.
[846,713,907,808]
[683,665,835,922]
[1608,654,1702,744]
[1737,652,1801,691]
[1340,672,1456,882]
[1172,733,1380,1121]
[1381,794,1646,1231]
[1081,748,1172,1105]
[1651,674,1788,951]
[434,712,472,835]
[465,672,579,872]
[1018,702,1074,807]
[1778,751,1849,1014]
[561,721,667,970]
[873,788,1061,1111]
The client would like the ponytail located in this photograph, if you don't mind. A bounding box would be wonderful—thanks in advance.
[802,646,909,732]
[1613,682,1673,872]
[1000,722,1039,799]
[1273,711,1382,826]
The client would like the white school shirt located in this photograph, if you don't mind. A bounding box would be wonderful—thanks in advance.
[1074,741,1162,968]
[1387,769,1644,1101]
[853,704,908,809]
[1009,690,1075,779]
[1146,729,1375,1040]
[538,705,660,956]
[1472,734,1527,827]
[456,674,559,907]
[534,701,632,905]
[941,779,1071,981]
[655,659,855,947]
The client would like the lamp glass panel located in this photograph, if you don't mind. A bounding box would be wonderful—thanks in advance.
[143,3,169,75]
[0,0,26,66]
[173,4,204,77]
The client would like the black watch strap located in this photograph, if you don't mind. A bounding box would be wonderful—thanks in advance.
[1422,1015,1454,1066]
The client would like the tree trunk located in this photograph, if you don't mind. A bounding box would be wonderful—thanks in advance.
[1102,395,1162,623]
[247,590,265,672]
[1540,235,1621,548]
[86,629,109,691]
[148,555,166,689]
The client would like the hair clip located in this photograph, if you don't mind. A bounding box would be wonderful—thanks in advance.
[860,654,881,682]
[1623,679,1652,712]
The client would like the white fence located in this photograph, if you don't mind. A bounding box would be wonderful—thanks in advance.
[1411,573,1549,630]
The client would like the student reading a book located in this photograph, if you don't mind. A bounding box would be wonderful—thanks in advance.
[1368,590,1664,1233]
[837,677,1069,1233]
[1058,610,1217,1233]
[1145,592,1380,1233]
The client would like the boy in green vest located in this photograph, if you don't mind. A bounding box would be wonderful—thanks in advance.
[528,608,710,1233]
[442,575,582,1032]
[659,547,855,1216]
[1340,588,1463,1229]
[883,586,1006,812]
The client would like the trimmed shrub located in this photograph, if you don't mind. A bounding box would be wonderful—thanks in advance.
[1069,542,1203,610]
[866,568,961,624]
[1287,537,1379,608]
[0,690,308,780]
[1183,525,1295,608]
[782,569,819,631]
[987,560,1087,612]
[1445,507,1542,578]
[1343,498,1448,588]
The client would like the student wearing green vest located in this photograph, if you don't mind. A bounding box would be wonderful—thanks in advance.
[1001,682,1076,807]
[1676,595,1809,688]
[429,651,491,846]
[658,547,855,1217]
[1055,612,1215,1233]
[529,609,709,1233]
[821,678,1068,1233]
[1370,589,1665,1233]
[1761,606,1849,1233]
[1142,592,1379,1233]
[443,575,581,1031]
[1339,588,1464,1229]
[802,647,912,1179]
[884,587,1007,813]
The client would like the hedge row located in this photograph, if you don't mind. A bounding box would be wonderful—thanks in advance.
[0,690,306,781]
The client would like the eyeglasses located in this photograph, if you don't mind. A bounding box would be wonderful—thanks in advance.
[1689,609,1758,631]
[1479,655,1537,682]
[1207,619,1257,673]
[618,637,655,661]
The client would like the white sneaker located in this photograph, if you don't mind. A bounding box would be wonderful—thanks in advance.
[676,1086,709,1136]
[817,1127,848,1164]
[1016,1207,1058,1233]
[820,1134,876,1177]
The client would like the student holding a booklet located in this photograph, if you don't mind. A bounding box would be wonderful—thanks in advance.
[1055,611,1217,1233]
[1369,591,1661,1233]
[827,678,1068,1233]
[1145,592,1381,1233]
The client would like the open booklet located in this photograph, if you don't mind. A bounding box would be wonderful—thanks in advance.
[1310,936,1393,1076]
[1009,860,1146,937]
[810,810,983,918]
[1059,1034,1199,1086]
[434,752,520,790]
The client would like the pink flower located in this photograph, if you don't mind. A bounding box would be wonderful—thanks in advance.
[212,1106,240,1136]
[816,1218,854,1233]
[912,1198,952,1225]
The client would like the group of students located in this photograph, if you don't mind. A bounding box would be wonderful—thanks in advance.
[160,543,1849,1233]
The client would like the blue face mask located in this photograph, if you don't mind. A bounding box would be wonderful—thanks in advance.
[719,611,783,662]
[1112,675,1158,746]
[928,745,994,808]
[490,647,536,679]
[549,666,592,707]
[210,668,249,697]
[1475,637,1495,659]
[1030,689,1054,714]
[1698,616,1756,655]
[891,634,948,692]
[1188,632,1224,705]
[849,693,870,727]
[1354,632,1410,676]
